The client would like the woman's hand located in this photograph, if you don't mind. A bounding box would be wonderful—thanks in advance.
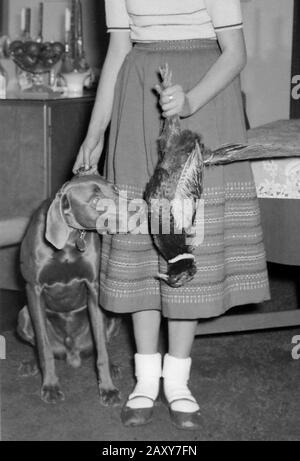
[158,85,191,118]
[157,84,192,118]
[72,133,104,175]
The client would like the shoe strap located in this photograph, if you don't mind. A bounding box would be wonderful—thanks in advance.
[128,393,155,403]
[169,396,198,405]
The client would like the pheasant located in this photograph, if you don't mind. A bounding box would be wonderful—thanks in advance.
[145,64,300,288]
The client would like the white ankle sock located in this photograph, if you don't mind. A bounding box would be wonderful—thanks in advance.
[126,353,162,409]
[162,354,200,413]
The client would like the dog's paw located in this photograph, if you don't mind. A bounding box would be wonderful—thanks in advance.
[18,360,39,378]
[99,387,121,407]
[110,363,122,379]
[41,384,65,404]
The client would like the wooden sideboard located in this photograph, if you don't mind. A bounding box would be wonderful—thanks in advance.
[0,94,95,291]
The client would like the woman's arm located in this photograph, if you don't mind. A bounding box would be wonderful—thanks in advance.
[87,31,132,137]
[73,31,132,173]
[160,29,247,118]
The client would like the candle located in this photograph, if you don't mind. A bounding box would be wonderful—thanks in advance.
[25,8,31,36]
[71,0,76,37]
[38,3,44,40]
[71,0,76,58]
[77,0,83,38]
[65,8,71,33]
[21,8,26,33]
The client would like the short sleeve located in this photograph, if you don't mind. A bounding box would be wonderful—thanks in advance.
[105,0,130,32]
[205,0,243,32]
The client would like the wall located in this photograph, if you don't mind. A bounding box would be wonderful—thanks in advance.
[7,0,68,41]
[241,0,294,127]
[0,0,9,34]
[2,1,294,126]
[4,0,107,68]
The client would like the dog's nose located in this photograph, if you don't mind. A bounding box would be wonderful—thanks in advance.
[90,196,100,208]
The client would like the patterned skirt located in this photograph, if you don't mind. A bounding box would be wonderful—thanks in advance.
[100,39,270,319]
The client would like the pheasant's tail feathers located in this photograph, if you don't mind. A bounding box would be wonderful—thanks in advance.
[204,144,246,164]
[204,143,290,165]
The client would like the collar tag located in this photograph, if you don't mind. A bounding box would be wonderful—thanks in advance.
[76,231,88,253]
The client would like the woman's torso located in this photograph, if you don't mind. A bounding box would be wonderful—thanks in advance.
[127,0,216,41]
[105,0,243,42]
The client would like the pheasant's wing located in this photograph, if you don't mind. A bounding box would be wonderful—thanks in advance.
[172,141,204,232]
[174,141,204,199]
[187,198,205,249]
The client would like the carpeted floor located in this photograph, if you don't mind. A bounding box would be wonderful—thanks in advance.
[1,264,300,441]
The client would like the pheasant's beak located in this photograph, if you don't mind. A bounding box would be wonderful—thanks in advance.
[157,272,191,288]
[157,273,170,283]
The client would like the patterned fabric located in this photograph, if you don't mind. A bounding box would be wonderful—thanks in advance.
[104,0,243,41]
[100,39,270,319]
[248,120,300,199]
[252,159,300,199]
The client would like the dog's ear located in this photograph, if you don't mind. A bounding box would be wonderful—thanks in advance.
[45,190,71,250]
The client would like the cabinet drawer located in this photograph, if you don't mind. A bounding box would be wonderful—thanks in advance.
[0,104,46,218]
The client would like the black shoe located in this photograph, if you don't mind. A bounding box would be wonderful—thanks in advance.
[121,396,155,427]
[167,398,202,431]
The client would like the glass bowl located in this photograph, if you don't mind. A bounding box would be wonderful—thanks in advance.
[9,40,65,96]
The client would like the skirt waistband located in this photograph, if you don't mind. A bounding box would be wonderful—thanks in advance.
[133,39,218,51]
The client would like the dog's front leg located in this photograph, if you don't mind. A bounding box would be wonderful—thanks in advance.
[26,283,65,404]
[86,283,121,407]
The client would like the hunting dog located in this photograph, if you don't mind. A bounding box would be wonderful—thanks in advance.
[18,174,122,405]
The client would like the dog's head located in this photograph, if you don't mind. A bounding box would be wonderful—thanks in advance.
[46,175,122,250]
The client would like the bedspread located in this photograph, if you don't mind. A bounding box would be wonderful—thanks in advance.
[248,119,300,199]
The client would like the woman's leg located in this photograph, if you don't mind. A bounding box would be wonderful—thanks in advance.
[132,310,161,354]
[122,310,162,423]
[163,319,200,416]
[168,320,198,358]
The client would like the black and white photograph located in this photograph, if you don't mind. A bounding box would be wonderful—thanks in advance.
[0,0,300,444]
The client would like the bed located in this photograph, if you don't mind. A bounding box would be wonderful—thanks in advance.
[197,118,300,335]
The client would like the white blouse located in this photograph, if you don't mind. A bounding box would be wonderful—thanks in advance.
[104,0,243,42]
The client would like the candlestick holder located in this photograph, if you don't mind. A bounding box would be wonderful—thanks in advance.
[62,1,90,74]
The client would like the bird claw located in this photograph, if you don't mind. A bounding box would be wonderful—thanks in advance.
[159,63,173,89]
